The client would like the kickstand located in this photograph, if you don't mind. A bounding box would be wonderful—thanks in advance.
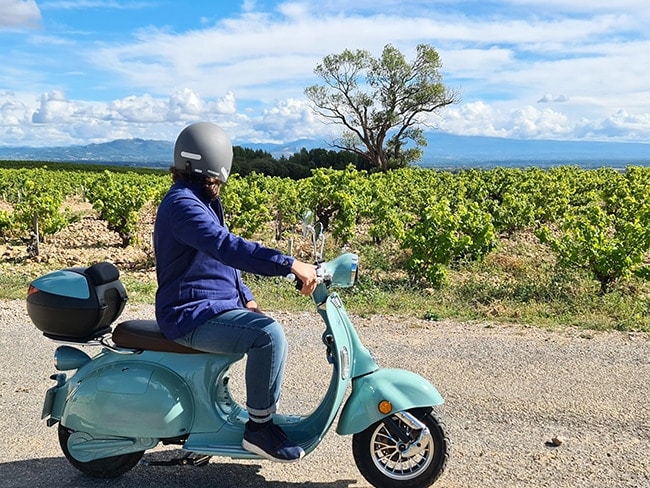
[142,452,212,467]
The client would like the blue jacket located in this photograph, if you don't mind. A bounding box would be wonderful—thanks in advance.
[153,181,295,340]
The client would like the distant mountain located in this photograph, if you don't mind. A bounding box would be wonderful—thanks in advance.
[0,133,648,170]
[0,138,321,168]
[419,133,650,170]
[0,138,174,168]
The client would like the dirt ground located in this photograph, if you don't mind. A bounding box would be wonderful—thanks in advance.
[1,300,649,488]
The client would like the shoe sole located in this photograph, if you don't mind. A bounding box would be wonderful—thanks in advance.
[242,439,305,463]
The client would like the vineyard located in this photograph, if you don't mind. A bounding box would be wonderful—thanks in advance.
[1,161,649,331]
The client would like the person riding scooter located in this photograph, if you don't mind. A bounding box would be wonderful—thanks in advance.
[153,121,318,462]
[30,142,448,485]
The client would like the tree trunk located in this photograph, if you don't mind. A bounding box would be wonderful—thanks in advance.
[29,213,40,257]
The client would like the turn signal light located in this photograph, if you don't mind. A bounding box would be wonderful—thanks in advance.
[378,400,392,414]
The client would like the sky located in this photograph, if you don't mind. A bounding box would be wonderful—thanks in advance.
[1,0,649,148]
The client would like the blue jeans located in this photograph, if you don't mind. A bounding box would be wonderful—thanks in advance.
[173,309,288,417]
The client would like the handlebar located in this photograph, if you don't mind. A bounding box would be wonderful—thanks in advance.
[287,255,357,292]
[286,262,328,292]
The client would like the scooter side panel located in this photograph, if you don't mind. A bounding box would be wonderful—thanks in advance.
[336,368,444,435]
[61,357,195,438]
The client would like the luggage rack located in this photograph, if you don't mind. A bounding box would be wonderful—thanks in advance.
[43,328,142,355]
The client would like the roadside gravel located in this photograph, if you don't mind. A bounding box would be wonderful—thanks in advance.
[1,299,649,488]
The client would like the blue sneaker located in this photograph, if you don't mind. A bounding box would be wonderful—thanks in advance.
[242,421,305,462]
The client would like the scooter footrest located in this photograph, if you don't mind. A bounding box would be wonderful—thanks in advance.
[182,442,263,460]
[144,453,211,467]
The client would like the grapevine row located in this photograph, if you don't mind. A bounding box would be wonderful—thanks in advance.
[1,164,649,294]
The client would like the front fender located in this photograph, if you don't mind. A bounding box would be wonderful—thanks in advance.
[336,368,443,435]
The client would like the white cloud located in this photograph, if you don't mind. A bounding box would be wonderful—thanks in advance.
[2,1,650,147]
[0,0,41,28]
[211,90,238,115]
[277,2,310,20]
[0,87,333,147]
[105,89,239,125]
[538,94,569,103]
[500,0,649,12]
[83,7,650,114]
[32,90,79,124]
[0,91,31,126]
[166,89,205,122]
[509,106,572,138]
[108,94,168,123]
[439,101,650,142]
[439,101,573,140]
[577,109,650,140]
[437,101,509,138]
[252,98,324,142]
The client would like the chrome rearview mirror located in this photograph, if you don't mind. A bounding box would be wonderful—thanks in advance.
[302,210,315,238]
[301,210,325,262]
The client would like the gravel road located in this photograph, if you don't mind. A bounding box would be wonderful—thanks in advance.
[1,299,649,488]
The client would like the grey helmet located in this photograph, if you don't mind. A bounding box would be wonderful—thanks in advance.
[173,122,233,183]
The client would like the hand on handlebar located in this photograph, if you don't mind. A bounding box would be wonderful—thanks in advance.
[291,260,318,296]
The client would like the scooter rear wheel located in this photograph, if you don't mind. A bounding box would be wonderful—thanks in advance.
[352,407,449,488]
[58,425,144,479]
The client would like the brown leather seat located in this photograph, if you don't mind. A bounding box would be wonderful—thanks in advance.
[112,320,204,354]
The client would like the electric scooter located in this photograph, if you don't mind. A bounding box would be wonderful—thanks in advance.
[27,212,449,488]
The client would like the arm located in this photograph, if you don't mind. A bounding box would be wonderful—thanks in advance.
[171,195,294,276]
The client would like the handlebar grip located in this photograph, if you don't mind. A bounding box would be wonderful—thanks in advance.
[286,273,304,290]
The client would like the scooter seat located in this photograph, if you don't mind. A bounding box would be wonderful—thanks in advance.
[112,320,204,354]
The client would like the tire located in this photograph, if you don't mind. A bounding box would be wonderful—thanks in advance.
[58,425,144,479]
[352,408,449,488]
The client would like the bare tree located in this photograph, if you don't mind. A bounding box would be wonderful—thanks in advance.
[305,43,460,172]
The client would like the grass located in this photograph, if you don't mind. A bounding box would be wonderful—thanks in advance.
[245,263,650,332]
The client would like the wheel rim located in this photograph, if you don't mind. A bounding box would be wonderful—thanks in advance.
[368,416,434,481]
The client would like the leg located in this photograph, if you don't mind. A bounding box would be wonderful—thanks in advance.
[174,310,304,462]
[174,309,287,416]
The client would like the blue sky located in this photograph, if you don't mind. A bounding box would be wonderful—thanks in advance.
[1,0,649,147]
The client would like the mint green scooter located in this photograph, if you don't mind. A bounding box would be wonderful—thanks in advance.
[29,213,449,488]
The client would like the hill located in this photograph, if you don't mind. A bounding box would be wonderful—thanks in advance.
[0,133,648,169]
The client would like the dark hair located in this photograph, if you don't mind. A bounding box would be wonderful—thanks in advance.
[170,166,222,201]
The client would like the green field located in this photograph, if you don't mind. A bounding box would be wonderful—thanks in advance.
[2,161,649,332]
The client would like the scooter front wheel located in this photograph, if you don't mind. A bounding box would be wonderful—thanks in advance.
[352,407,449,488]
[58,425,144,479]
